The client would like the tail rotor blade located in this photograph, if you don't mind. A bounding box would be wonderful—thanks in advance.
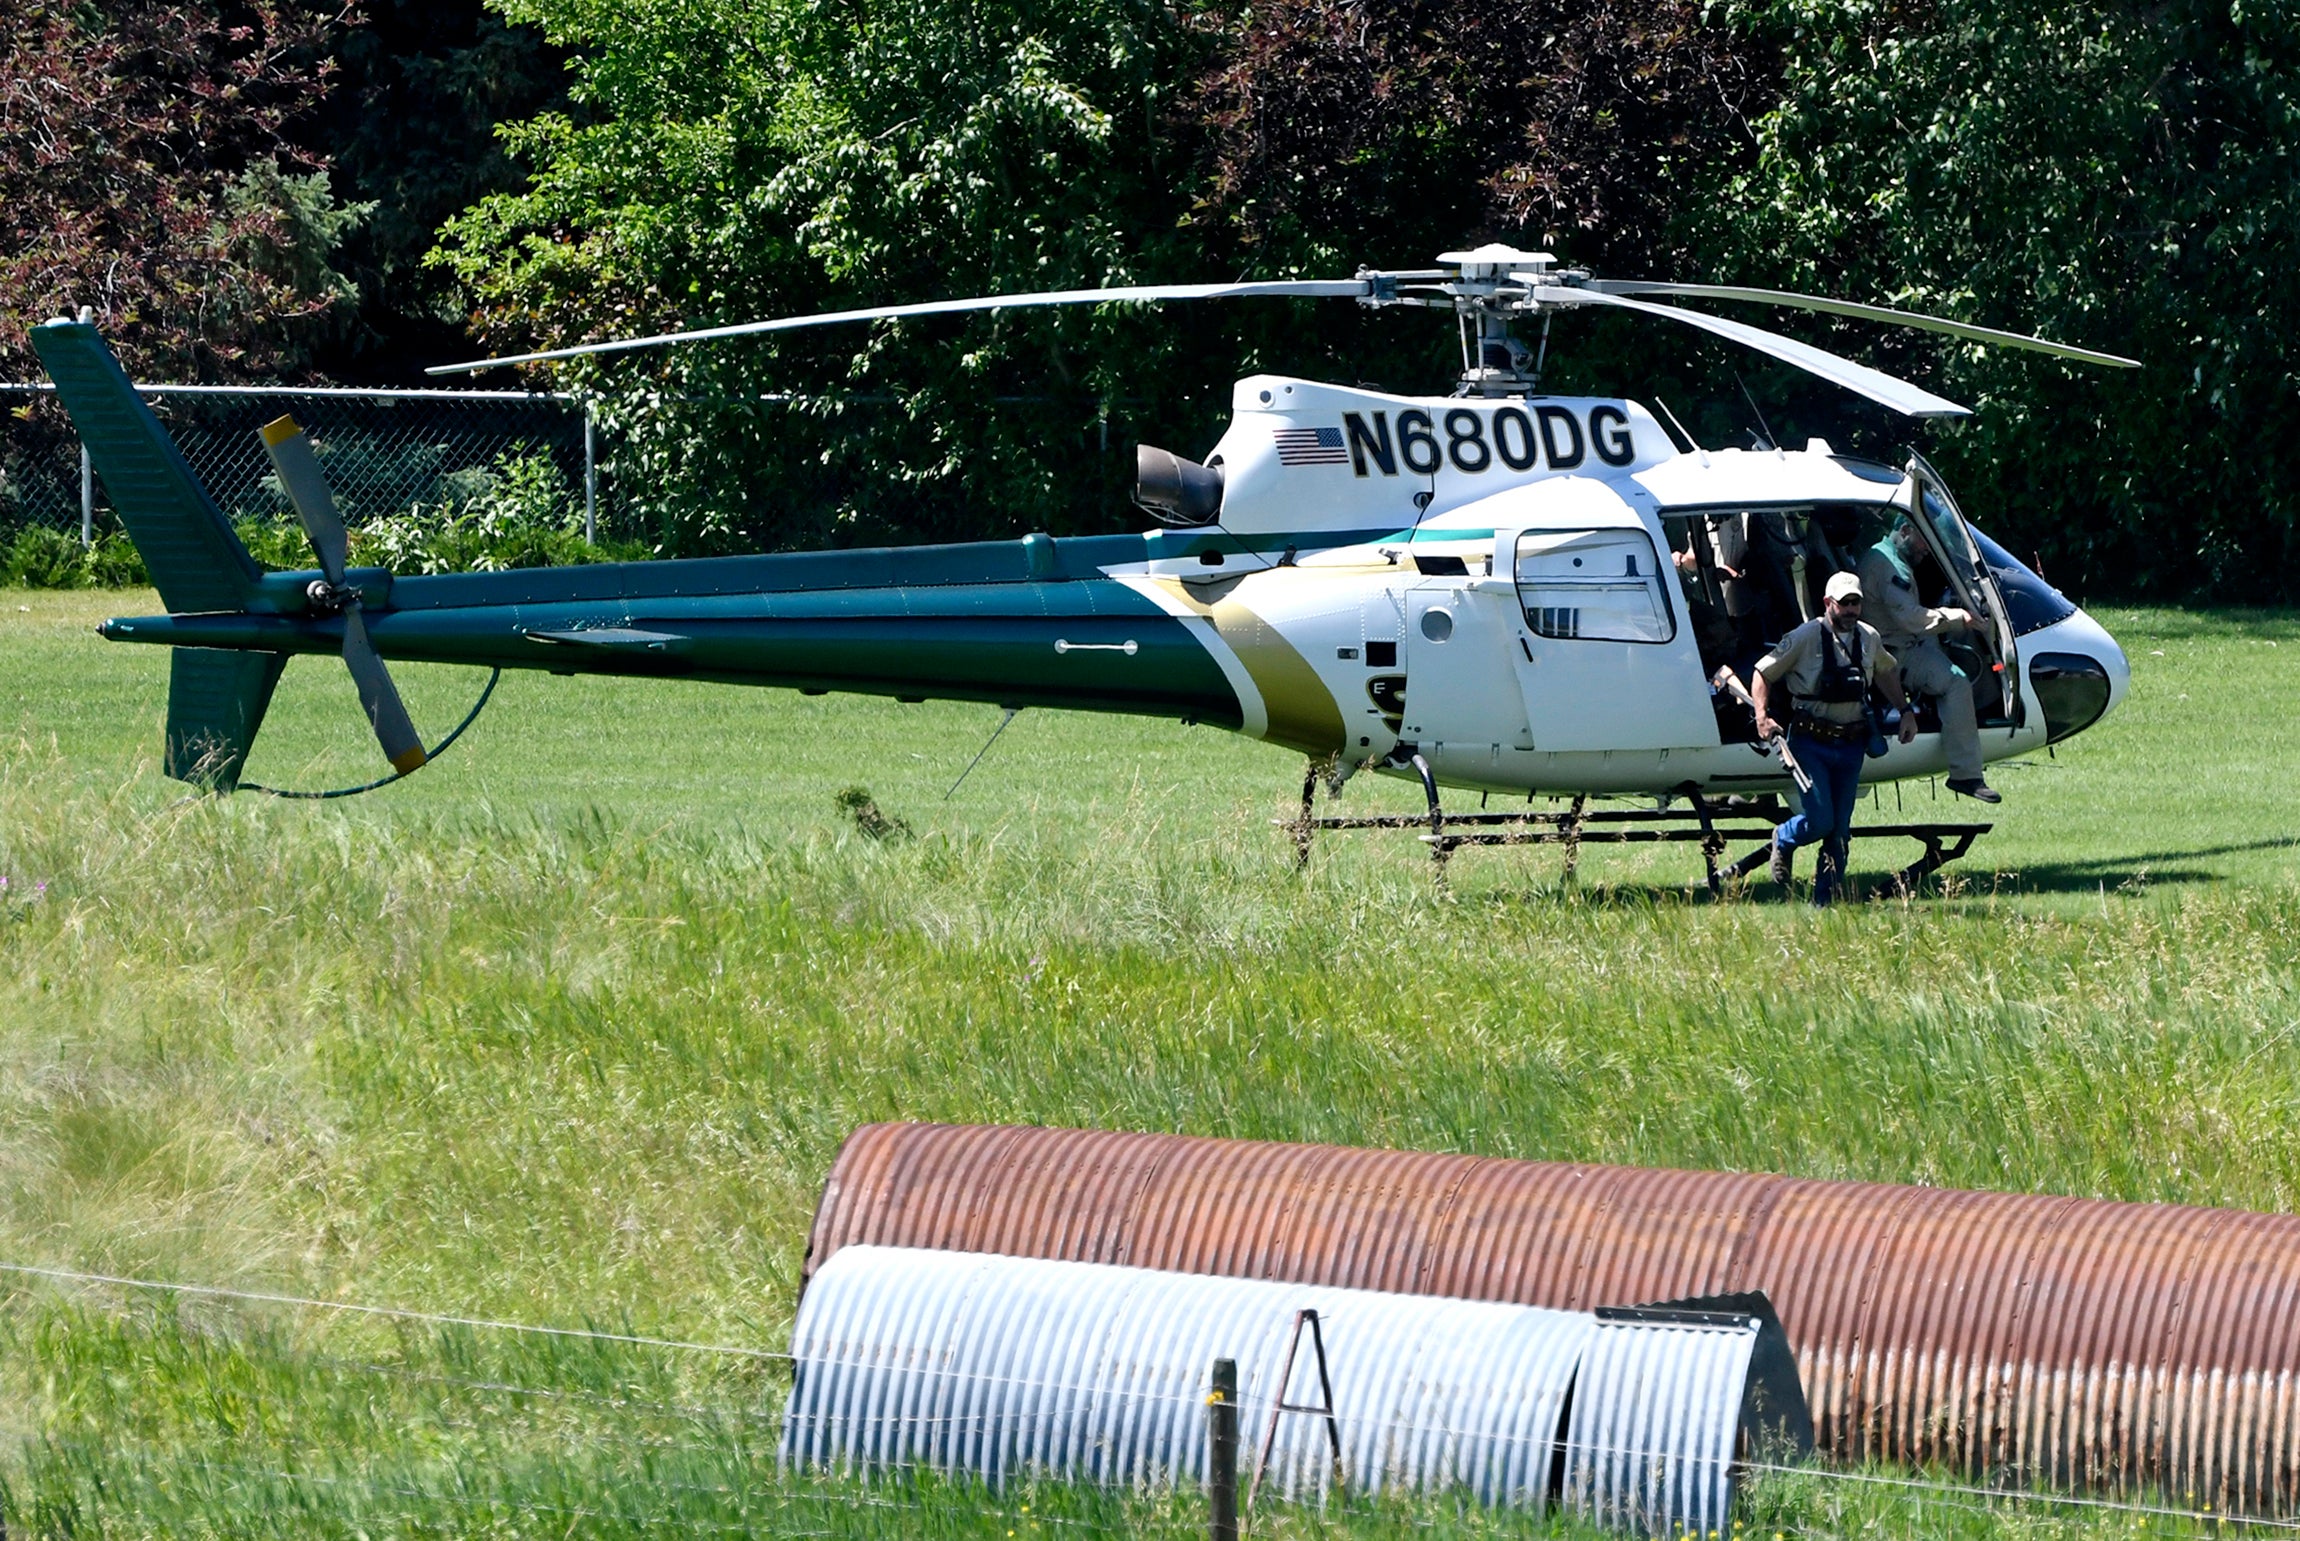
[259,416,351,585]
[340,607,427,774]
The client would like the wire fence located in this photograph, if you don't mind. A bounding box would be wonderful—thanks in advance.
[1,1258,2291,1541]
[0,380,613,546]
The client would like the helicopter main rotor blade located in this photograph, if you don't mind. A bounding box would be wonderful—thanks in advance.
[429,280,1373,375]
[1587,280,2139,369]
[1538,284,1972,419]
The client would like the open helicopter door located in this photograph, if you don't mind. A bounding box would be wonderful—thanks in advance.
[1905,453,2020,722]
[1501,495,1719,752]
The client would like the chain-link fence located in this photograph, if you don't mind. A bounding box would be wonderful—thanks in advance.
[0,382,611,546]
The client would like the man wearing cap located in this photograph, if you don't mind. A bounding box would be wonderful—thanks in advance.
[1751,570,1920,904]
[1855,516,1999,803]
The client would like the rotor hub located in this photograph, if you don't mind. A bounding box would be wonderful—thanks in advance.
[304,578,356,615]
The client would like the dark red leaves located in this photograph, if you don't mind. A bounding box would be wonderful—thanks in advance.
[0,1,348,382]
[1184,0,1776,272]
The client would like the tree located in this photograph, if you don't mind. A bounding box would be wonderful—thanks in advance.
[0,1,366,383]
[297,0,572,381]
[432,0,1214,553]
[1188,0,1775,278]
[1696,0,2300,600]
[430,0,1781,554]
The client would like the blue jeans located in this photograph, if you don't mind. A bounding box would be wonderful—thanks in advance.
[1775,733,1867,905]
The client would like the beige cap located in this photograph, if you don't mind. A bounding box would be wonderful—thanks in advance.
[1824,570,1864,603]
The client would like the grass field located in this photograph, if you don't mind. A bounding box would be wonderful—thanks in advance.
[3,585,2298,1538]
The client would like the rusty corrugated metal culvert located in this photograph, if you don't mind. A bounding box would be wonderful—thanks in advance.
[805,1122,2300,1514]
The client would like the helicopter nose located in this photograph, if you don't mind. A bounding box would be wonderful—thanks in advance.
[2022,608,2129,744]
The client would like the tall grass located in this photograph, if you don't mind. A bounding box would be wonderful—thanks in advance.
[4,592,2300,1534]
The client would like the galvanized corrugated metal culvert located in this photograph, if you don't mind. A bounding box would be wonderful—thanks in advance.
[805,1121,2300,1514]
[784,1245,1792,1533]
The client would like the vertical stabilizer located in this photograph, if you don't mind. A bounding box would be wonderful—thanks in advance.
[29,320,260,614]
[165,650,290,790]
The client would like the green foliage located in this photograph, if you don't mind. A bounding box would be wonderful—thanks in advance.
[834,785,911,841]
[0,530,145,589]
[235,448,646,574]
[3,528,90,589]
[1696,0,2300,600]
[435,0,1224,553]
[219,157,375,319]
[85,533,149,588]
[231,515,320,572]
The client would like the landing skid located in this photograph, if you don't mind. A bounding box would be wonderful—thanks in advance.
[1285,770,1989,898]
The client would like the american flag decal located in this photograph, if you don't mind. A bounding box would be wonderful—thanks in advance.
[1272,425,1348,466]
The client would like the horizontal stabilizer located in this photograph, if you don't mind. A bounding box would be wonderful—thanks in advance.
[165,649,290,789]
[522,626,691,653]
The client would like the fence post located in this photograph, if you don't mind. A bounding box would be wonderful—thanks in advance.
[74,300,95,548]
[583,400,598,545]
[1208,1358,1238,1541]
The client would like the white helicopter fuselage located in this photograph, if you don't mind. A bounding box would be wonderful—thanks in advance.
[1111,376,2130,797]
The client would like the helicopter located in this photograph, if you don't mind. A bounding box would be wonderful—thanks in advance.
[31,244,2134,885]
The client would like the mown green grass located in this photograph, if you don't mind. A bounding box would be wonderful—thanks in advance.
[2,587,2297,1537]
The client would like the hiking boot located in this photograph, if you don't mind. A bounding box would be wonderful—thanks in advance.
[1947,778,2002,805]
[1768,836,1794,885]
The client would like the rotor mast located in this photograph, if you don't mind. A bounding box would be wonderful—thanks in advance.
[1357,245,1583,398]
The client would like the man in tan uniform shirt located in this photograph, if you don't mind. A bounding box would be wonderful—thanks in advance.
[1752,571,1919,904]
[1855,517,2000,803]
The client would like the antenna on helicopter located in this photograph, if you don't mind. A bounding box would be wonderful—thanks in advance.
[431,244,2139,421]
[1651,397,1705,454]
[1736,372,1779,451]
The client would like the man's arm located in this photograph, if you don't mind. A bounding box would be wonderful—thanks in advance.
[1750,628,1805,742]
[1752,669,1781,742]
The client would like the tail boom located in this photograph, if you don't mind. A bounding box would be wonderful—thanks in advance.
[98,574,1247,726]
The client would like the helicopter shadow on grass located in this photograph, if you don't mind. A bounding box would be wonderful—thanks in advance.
[1948,835,2300,898]
[1442,835,2300,910]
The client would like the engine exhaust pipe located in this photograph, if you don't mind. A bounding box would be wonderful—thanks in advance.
[1134,445,1224,525]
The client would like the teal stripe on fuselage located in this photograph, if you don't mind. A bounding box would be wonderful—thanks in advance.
[384,532,1154,610]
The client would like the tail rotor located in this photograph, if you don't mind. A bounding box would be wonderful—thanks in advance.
[259,416,427,775]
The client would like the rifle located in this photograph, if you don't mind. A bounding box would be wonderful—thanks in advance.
[1710,666,1815,795]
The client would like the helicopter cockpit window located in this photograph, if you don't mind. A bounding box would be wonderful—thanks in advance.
[1513,527,1674,643]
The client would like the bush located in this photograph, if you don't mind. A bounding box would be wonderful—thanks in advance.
[5,527,91,588]
[232,449,649,577]
[232,516,319,572]
[86,534,147,588]
[1,529,153,589]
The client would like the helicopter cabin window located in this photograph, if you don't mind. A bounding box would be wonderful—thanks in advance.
[1513,527,1674,643]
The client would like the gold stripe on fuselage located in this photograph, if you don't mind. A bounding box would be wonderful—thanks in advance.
[1150,575,1345,756]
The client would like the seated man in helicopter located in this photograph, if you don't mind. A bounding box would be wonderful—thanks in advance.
[1752,571,1920,906]
[1855,516,2000,804]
